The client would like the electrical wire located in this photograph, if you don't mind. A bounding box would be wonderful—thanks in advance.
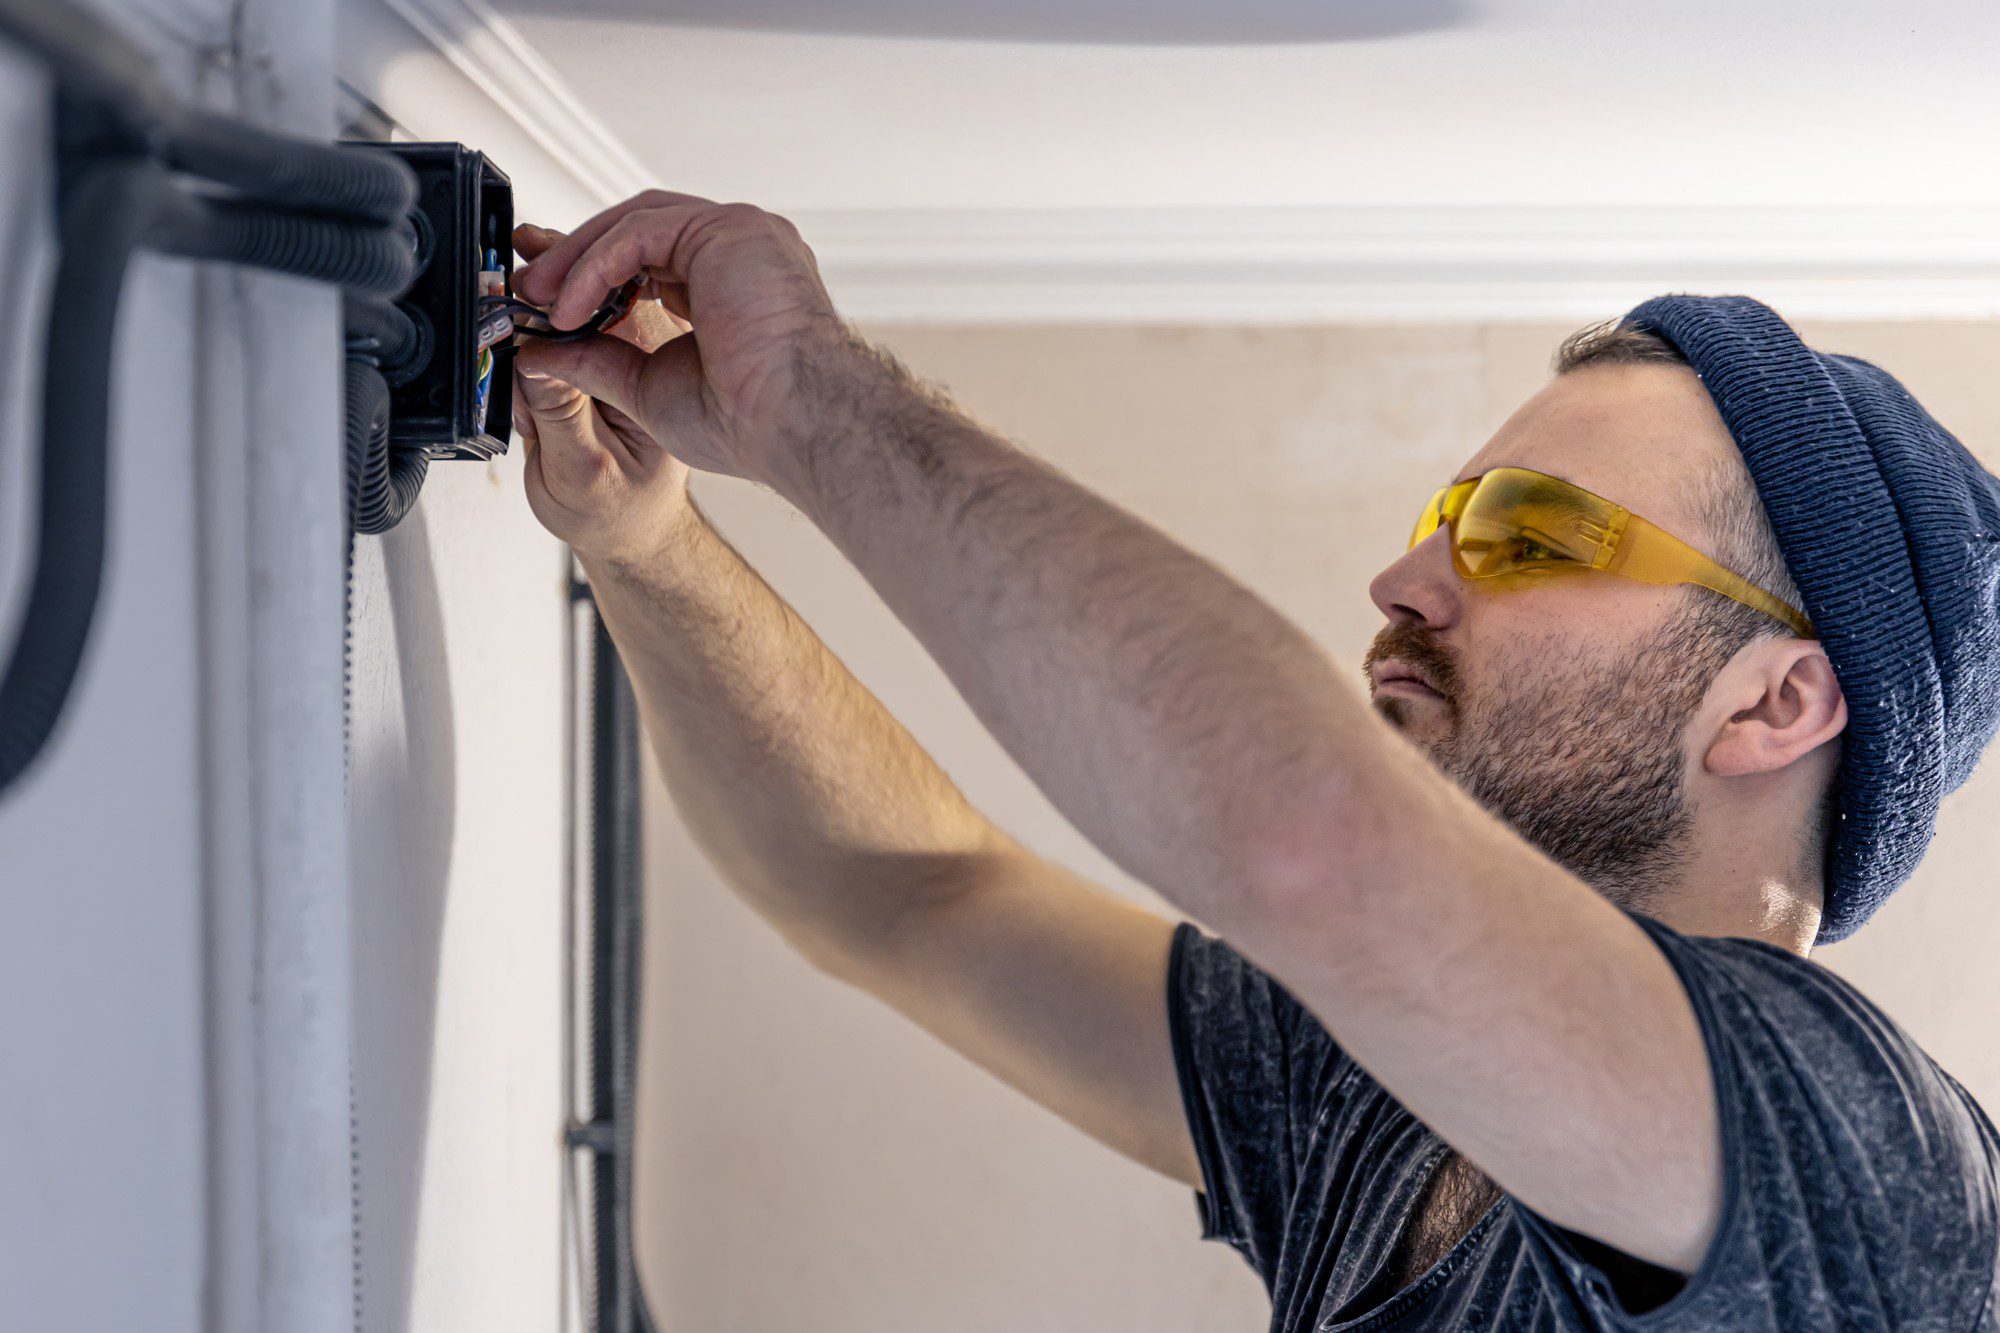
[482,278,644,343]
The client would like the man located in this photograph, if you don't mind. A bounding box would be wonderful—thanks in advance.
[508,193,2000,1329]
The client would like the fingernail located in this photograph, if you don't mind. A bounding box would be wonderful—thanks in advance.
[520,367,551,381]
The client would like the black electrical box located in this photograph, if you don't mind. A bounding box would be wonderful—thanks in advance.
[362,142,514,461]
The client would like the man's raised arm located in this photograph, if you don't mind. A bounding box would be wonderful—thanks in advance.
[513,195,1726,1274]
[509,224,1199,1190]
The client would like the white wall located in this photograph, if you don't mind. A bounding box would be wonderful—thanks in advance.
[338,3,599,1331]
[343,487,572,1333]
[1,1,600,1324]
[0,34,208,1331]
[0,1,349,1328]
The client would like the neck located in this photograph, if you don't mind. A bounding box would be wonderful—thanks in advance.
[1641,873,1820,955]
[1632,779,1825,955]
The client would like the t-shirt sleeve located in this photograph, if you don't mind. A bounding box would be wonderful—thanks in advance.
[1166,919,1344,1286]
[1514,911,2000,1330]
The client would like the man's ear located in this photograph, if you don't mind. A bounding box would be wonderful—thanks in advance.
[1702,638,1848,778]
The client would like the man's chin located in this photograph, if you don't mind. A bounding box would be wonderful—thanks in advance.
[1375,699,1450,755]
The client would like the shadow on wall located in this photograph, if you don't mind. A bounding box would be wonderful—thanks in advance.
[349,507,458,1333]
[495,0,1478,44]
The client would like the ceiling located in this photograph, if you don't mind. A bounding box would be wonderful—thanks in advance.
[485,0,2000,213]
[488,0,1473,45]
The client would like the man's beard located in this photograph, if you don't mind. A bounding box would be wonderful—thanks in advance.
[1363,601,1731,912]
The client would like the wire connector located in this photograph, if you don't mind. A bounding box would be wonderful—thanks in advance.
[563,1118,616,1155]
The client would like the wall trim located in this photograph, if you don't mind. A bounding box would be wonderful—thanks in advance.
[792,205,2000,325]
[377,0,652,205]
[374,6,2000,323]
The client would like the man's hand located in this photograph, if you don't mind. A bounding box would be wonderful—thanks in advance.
[510,193,853,497]
[510,222,702,564]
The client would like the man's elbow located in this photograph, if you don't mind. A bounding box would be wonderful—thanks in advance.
[1226,768,1393,938]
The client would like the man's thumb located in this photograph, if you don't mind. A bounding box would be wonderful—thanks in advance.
[513,334,650,421]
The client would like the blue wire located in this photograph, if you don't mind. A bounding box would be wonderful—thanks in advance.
[477,249,503,431]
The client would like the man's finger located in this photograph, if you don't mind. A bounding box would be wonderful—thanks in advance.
[514,222,565,263]
[514,189,715,306]
[512,356,591,421]
[513,332,652,424]
[519,226,682,351]
[548,205,719,332]
[508,380,541,450]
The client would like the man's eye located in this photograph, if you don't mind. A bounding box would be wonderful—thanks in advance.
[1509,537,1559,563]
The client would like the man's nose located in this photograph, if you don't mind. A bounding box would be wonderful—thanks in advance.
[1368,532,1464,629]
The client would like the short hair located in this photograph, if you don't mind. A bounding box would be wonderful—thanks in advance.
[1556,319,1837,876]
[1553,319,1804,644]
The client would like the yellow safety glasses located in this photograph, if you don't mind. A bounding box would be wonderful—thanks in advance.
[1409,466,1815,638]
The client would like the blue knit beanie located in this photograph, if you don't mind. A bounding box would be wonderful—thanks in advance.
[1623,295,2000,943]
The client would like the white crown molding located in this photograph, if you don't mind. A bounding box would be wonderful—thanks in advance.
[377,0,651,205]
[367,5,2000,324]
[790,205,2000,325]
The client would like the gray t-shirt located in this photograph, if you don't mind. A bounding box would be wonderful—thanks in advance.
[1168,910,2000,1330]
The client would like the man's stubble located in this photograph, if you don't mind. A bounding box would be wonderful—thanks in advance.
[1364,599,1737,913]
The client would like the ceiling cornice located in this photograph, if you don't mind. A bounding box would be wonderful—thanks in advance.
[377,0,651,205]
[792,205,2000,324]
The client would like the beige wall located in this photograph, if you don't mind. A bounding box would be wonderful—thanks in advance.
[636,320,2000,1331]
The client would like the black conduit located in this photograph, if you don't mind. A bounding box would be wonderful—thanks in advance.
[0,161,164,791]
[343,292,428,387]
[342,361,428,537]
[154,193,417,298]
[573,599,657,1333]
[165,111,416,225]
[342,295,430,537]
[0,0,422,795]
[0,161,417,793]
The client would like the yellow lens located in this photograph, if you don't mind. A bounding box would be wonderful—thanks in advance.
[1451,468,1611,579]
[1409,487,1447,550]
[1412,465,1811,634]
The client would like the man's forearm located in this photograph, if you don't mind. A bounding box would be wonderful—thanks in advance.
[772,340,1385,938]
[583,501,1014,970]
